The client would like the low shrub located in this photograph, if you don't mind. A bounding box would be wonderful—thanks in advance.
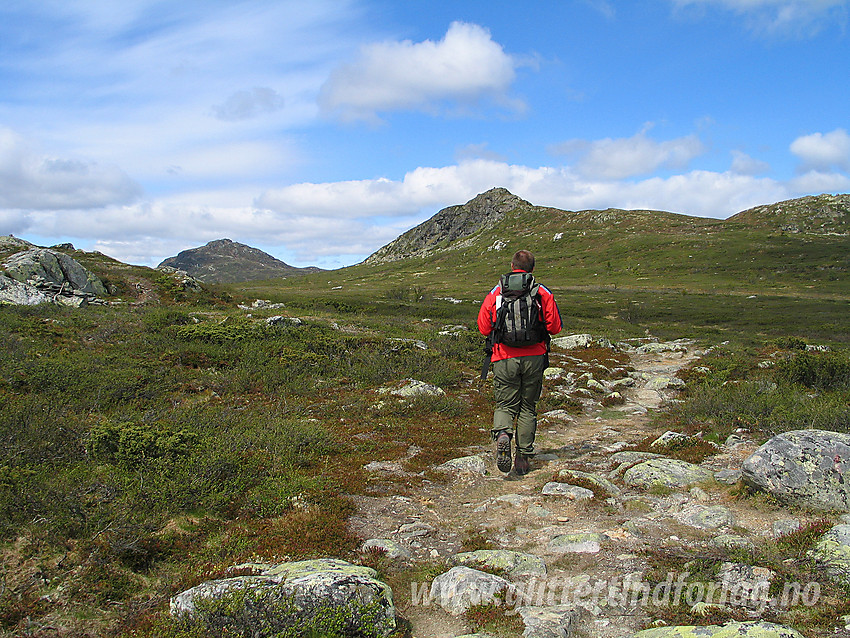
[776,350,850,390]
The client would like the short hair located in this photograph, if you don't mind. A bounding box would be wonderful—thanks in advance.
[511,250,535,272]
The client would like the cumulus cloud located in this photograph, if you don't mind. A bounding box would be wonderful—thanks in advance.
[671,0,849,36]
[549,130,706,180]
[730,150,771,175]
[790,129,850,172]
[0,128,141,210]
[318,21,520,121]
[212,87,285,121]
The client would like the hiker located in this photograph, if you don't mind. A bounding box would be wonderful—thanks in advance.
[477,249,562,475]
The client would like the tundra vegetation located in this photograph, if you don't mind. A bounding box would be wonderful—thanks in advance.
[1,192,850,636]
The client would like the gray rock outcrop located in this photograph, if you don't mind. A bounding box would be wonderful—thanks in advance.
[0,274,52,306]
[741,429,850,511]
[4,248,107,296]
[170,559,396,637]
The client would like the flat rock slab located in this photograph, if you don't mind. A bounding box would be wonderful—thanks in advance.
[450,549,547,578]
[436,455,488,476]
[624,458,714,490]
[633,620,804,637]
[542,482,594,500]
[548,532,608,554]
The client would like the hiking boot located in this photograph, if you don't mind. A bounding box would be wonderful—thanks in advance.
[495,433,512,473]
[514,452,531,476]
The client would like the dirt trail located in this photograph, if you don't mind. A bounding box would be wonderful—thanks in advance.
[350,343,784,638]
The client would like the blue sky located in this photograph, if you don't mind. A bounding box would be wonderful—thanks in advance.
[1,0,848,269]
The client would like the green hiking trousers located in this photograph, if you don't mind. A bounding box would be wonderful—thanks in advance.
[491,354,546,456]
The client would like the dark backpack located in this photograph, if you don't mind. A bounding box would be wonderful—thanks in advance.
[492,272,545,347]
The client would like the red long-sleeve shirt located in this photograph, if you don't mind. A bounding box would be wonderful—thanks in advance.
[477,270,562,363]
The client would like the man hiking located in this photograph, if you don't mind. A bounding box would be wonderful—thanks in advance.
[477,249,562,475]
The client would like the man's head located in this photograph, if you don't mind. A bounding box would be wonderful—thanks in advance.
[511,250,535,272]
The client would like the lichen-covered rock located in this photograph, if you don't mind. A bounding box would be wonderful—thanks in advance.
[554,468,622,498]
[548,532,607,554]
[450,549,547,578]
[436,455,488,476]
[379,379,445,398]
[4,248,107,295]
[170,559,395,637]
[681,505,735,530]
[0,274,52,305]
[623,459,713,490]
[551,334,613,350]
[810,523,850,581]
[634,341,690,355]
[645,376,687,391]
[541,483,594,500]
[741,429,850,511]
[632,620,804,637]
[429,566,512,615]
[516,605,576,638]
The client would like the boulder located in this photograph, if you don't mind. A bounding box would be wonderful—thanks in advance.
[741,429,850,511]
[633,621,804,637]
[429,566,512,615]
[170,558,395,637]
[623,459,713,490]
[450,549,547,578]
[3,248,107,295]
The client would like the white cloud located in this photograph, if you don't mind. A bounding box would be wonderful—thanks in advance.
[318,21,520,121]
[787,169,850,193]
[671,0,849,36]
[790,129,850,172]
[0,128,141,210]
[549,130,706,179]
[730,150,771,175]
[213,87,285,122]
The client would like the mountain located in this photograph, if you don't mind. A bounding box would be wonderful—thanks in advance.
[726,193,850,235]
[364,187,529,264]
[158,239,322,284]
[353,187,849,298]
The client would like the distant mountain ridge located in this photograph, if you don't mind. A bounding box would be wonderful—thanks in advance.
[158,239,321,284]
[363,188,850,265]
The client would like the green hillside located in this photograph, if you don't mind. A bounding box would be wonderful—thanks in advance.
[237,190,850,345]
[1,191,849,637]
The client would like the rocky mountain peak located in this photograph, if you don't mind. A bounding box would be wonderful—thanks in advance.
[364,187,531,264]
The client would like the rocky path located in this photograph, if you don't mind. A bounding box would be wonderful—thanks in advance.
[350,339,806,638]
